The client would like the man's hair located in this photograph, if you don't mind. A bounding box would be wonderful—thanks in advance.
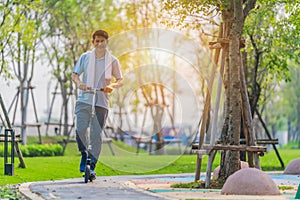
[92,30,109,41]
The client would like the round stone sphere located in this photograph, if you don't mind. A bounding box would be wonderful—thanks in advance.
[221,168,280,195]
[284,158,300,174]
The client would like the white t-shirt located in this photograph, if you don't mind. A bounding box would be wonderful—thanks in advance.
[73,51,122,109]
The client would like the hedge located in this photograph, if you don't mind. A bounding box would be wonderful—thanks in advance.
[0,144,63,157]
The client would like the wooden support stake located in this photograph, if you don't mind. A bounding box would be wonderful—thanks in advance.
[205,150,217,188]
[0,94,26,168]
[240,56,258,168]
[195,23,223,182]
[256,108,284,169]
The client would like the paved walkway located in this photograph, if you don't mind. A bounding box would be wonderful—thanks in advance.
[19,173,299,200]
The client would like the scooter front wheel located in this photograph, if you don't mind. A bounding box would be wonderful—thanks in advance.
[84,165,90,183]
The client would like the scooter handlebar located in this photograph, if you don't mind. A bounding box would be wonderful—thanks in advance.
[85,87,104,93]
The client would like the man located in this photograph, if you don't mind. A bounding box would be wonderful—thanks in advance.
[72,30,123,179]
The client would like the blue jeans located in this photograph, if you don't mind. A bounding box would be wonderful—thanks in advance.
[75,101,108,168]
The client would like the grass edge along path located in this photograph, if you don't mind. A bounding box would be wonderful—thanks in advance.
[0,149,299,186]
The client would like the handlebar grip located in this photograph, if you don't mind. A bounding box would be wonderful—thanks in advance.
[86,87,104,92]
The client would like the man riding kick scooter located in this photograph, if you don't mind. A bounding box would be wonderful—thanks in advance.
[72,29,123,180]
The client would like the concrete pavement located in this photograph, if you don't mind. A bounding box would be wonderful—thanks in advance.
[19,173,299,200]
[19,175,169,200]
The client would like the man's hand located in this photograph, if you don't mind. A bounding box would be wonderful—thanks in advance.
[109,82,121,88]
[111,79,123,89]
[72,73,88,91]
[103,85,114,93]
[78,82,87,91]
[103,80,123,93]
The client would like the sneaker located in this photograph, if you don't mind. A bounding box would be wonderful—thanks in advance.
[79,152,87,172]
[90,170,96,180]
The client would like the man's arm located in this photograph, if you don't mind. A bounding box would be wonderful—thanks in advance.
[72,73,87,91]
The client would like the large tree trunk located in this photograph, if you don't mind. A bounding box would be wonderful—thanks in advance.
[218,7,234,184]
[218,0,245,182]
[225,0,243,175]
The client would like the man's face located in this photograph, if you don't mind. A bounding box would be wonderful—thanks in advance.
[93,35,107,50]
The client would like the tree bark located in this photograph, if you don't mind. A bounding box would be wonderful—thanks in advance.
[229,0,245,174]
[218,7,233,183]
[218,0,245,182]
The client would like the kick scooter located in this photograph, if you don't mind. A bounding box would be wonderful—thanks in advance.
[84,87,104,183]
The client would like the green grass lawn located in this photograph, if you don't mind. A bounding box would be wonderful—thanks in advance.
[0,148,299,186]
[0,136,299,187]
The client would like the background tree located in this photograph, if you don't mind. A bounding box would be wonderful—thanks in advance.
[266,64,300,147]
[113,0,168,148]
[2,1,45,144]
[243,0,300,147]
[0,0,15,80]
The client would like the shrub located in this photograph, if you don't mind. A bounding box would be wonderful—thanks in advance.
[0,144,63,157]
[0,185,21,199]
